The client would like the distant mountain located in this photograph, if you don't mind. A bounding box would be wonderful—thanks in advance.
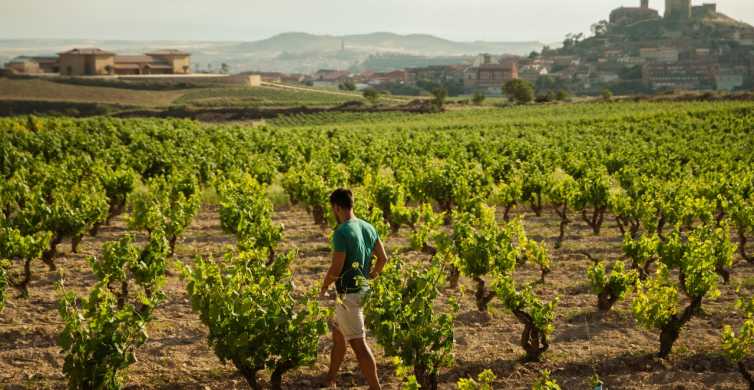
[234,32,544,57]
[0,33,546,74]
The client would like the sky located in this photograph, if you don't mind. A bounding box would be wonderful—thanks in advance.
[1,0,753,43]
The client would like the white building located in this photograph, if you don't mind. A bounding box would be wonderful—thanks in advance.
[639,47,680,63]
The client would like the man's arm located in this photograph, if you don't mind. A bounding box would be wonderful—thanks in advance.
[369,239,388,279]
[320,251,346,298]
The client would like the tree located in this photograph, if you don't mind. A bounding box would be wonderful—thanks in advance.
[220,63,230,74]
[0,227,52,297]
[431,87,448,111]
[496,273,558,362]
[339,80,357,91]
[364,256,456,390]
[217,173,282,263]
[472,91,486,105]
[633,224,734,358]
[503,79,535,104]
[575,169,612,235]
[128,174,201,256]
[587,259,638,312]
[363,88,380,105]
[443,206,521,312]
[591,20,609,37]
[58,232,168,390]
[181,249,329,390]
[722,294,754,389]
[562,32,585,51]
[546,169,579,249]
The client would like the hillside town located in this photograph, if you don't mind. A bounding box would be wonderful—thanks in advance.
[4,0,753,96]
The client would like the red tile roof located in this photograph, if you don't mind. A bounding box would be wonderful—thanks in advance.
[146,49,190,56]
[58,48,115,56]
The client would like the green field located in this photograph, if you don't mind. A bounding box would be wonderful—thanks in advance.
[2,100,754,389]
[0,77,388,110]
[174,85,367,108]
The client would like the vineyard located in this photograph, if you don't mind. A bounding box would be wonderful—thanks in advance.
[174,85,368,108]
[1,100,754,389]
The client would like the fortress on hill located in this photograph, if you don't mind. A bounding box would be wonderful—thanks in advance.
[609,0,719,26]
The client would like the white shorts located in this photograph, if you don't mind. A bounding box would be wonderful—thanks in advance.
[334,292,366,341]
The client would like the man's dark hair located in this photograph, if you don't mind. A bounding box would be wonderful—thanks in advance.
[329,188,354,209]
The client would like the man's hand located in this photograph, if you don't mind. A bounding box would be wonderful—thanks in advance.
[369,239,388,280]
[320,251,346,301]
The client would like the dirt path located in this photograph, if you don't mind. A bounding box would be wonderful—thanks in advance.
[261,82,413,104]
[0,203,751,389]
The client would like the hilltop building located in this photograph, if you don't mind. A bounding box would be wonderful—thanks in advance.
[609,0,660,26]
[665,0,692,22]
[664,0,720,23]
[609,0,723,27]
[4,48,191,76]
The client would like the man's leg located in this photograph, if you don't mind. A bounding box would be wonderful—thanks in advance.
[348,337,380,390]
[327,327,347,387]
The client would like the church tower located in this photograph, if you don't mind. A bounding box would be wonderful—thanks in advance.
[665,0,691,22]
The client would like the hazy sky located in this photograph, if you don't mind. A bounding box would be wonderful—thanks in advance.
[2,0,753,43]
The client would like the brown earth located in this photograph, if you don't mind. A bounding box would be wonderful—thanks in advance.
[0,78,187,107]
[1,202,752,390]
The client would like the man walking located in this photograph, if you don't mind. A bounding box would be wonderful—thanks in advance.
[319,188,388,390]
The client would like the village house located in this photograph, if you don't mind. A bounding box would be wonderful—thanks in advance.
[405,65,465,86]
[733,30,754,46]
[639,47,680,63]
[311,69,351,87]
[365,70,408,85]
[517,64,549,84]
[642,59,719,90]
[463,55,518,93]
[4,57,42,74]
[4,56,60,74]
[715,66,746,91]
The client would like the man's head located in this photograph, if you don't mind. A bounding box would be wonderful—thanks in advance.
[329,188,354,223]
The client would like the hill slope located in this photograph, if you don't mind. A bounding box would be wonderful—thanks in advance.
[235,32,544,56]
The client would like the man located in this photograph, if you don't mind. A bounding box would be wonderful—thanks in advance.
[319,188,388,390]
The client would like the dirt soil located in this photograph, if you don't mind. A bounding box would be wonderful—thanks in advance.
[0,78,186,107]
[1,203,753,389]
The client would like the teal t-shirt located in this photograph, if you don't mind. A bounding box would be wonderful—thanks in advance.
[332,218,379,294]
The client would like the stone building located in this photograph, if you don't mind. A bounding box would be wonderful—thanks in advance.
[665,0,692,22]
[58,48,116,76]
[406,65,465,86]
[665,0,719,23]
[7,48,193,76]
[642,59,718,90]
[609,0,660,25]
[639,47,680,62]
[4,57,42,74]
[463,54,518,93]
